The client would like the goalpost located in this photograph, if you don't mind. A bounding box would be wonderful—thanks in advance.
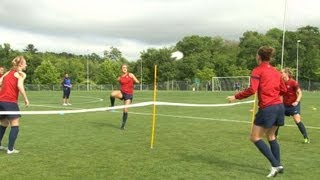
[211,76,250,91]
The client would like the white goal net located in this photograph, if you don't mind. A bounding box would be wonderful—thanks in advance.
[211,76,250,91]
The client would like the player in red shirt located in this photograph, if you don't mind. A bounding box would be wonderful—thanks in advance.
[227,46,287,177]
[280,68,309,143]
[109,64,139,129]
[0,56,29,154]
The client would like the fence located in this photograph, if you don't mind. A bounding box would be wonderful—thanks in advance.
[25,81,203,91]
[25,79,320,91]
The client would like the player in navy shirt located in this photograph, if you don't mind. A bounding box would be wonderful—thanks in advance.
[62,73,72,106]
[227,46,287,177]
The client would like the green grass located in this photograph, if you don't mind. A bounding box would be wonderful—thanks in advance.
[0,90,319,179]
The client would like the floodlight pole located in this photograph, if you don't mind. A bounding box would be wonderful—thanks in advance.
[140,59,143,91]
[86,50,89,91]
[280,0,287,69]
[296,40,301,82]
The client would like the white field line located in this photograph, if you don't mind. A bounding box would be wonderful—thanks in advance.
[18,95,104,110]
[10,99,320,130]
[129,111,320,130]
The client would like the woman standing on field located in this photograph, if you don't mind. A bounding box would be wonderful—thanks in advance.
[227,46,287,177]
[62,73,72,106]
[0,56,29,154]
[279,68,310,143]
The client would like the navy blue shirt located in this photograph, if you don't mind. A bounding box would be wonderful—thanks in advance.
[63,78,71,88]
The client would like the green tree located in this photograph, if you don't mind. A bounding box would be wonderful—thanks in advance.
[175,35,215,81]
[195,67,215,81]
[24,44,38,54]
[0,43,13,69]
[238,31,280,69]
[24,53,43,84]
[104,47,122,61]
[140,47,178,83]
[96,60,121,84]
[296,26,320,81]
[33,59,60,84]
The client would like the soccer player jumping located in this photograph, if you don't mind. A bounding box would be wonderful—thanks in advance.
[109,64,139,130]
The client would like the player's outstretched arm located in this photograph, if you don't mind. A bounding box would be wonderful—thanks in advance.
[129,73,140,84]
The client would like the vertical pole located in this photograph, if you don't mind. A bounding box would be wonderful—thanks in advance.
[280,0,288,69]
[296,40,300,82]
[140,59,143,91]
[150,65,157,149]
[86,50,89,91]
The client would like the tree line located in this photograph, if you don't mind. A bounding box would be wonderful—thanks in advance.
[0,25,319,85]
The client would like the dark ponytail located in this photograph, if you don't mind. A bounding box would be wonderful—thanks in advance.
[257,46,275,61]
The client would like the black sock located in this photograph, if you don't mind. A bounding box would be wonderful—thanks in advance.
[254,139,280,167]
[8,126,19,151]
[0,125,7,146]
[110,96,115,107]
[296,122,308,138]
[269,139,280,162]
[121,112,128,128]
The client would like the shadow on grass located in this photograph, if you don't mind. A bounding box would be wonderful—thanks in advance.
[89,121,120,129]
[178,152,265,176]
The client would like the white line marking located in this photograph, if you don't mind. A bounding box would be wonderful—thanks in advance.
[29,104,83,110]
[130,112,320,130]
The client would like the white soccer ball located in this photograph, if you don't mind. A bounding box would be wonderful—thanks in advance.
[171,51,184,60]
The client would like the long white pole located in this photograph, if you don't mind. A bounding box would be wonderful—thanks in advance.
[296,40,300,82]
[140,59,143,91]
[87,50,89,91]
[280,0,288,69]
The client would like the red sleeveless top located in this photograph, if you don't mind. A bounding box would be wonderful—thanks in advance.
[119,74,134,94]
[0,70,19,103]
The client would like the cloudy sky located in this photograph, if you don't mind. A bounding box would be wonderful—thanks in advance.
[1,0,319,60]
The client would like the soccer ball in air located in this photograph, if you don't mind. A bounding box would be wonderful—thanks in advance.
[171,51,184,60]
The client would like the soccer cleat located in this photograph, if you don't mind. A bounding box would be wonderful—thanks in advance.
[7,149,20,154]
[304,138,310,144]
[0,146,8,150]
[63,103,68,106]
[266,166,284,178]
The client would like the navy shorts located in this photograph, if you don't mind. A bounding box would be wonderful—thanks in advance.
[254,104,285,128]
[63,87,71,98]
[120,91,133,101]
[284,102,300,116]
[0,102,21,120]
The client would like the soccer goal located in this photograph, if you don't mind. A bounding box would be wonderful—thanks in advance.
[211,76,250,91]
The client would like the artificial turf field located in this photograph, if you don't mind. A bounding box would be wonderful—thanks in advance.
[0,90,319,179]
